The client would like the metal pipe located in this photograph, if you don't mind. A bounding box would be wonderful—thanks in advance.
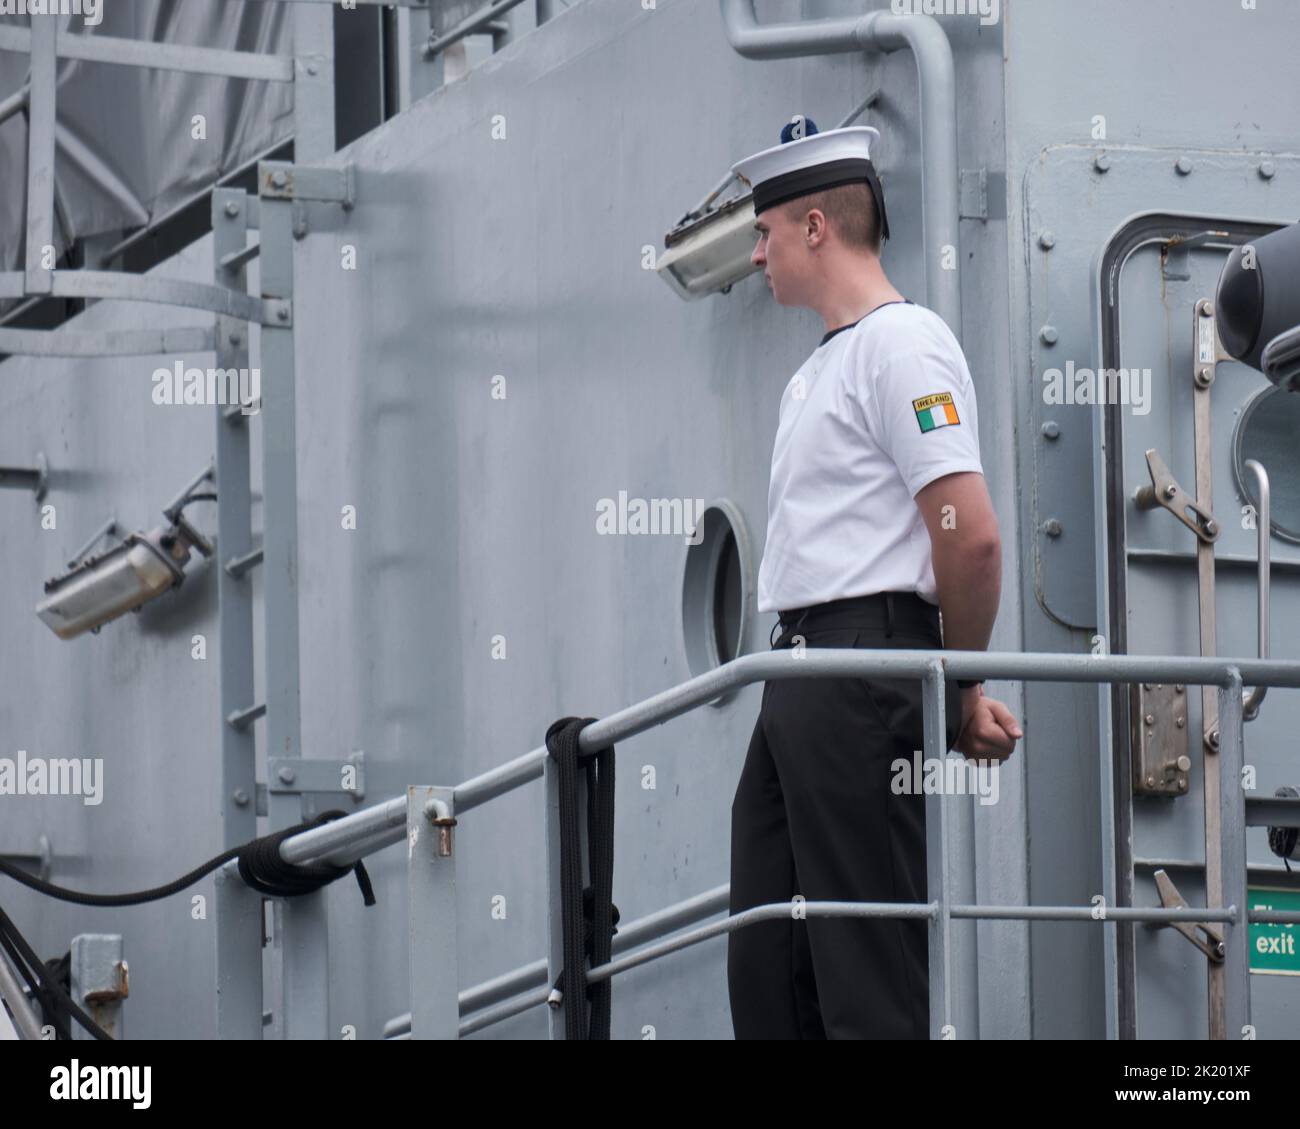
[718,0,962,337]
[424,0,529,57]
[262,647,1300,867]
[0,83,28,127]
[440,898,1250,1035]
[453,649,1300,814]
[0,24,294,82]
[0,947,43,1040]
[1243,460,1271,720]
[383,883,731,1037]
[277,796,407,865]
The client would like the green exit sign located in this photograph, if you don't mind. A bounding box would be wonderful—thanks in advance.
[1249,887,1300,975]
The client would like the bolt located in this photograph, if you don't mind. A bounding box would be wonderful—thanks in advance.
[1146,776,1156,787]
[1143,683,1153,691]
[271,170,288,189]
[1040,325,1059,346]
[1208,729,1220,750]
[1204,519,1219,537]
[1041,421,1061,440]
[233,789,250,807]
[1177,755,1191,772]
[1176,716,1185,728]
[293,221,308,241]
[229,332,243,347]
[1175,156,1194,176]
[1163,483,1178,500]
[1259,161,1276,180]
[276,307,290,322]
[224,200,241,218]
[1094,153,1111,173]
[307,62,319,76]
[1039,230,1056,250]
[1042,518,1063,538]
[1175,685,1184,693]
[277,766,296,785]
[1145,714,1154,726]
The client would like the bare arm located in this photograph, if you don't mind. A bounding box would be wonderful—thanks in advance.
[913,471,1021,758]
[914,471,1001,651]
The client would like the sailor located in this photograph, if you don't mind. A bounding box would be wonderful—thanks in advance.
[726,119,1023,1040]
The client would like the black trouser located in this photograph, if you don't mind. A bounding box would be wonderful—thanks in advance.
[727,591,961,1040]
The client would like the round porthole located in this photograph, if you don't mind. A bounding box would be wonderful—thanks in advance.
[681,500,753,706]
[1234,386,1300,545]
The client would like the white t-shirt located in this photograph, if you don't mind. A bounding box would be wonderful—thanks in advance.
[756,300,984,613]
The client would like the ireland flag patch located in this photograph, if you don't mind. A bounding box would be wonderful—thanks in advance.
[913,392,960,433]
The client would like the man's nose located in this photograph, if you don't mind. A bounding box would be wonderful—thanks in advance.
[751,241,765,268]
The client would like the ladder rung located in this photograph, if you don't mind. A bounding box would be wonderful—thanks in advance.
[220,242,261,272]
[227,702,266,731]
[225,547,263,578]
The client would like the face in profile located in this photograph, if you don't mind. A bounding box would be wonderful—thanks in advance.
[751,207,809,307]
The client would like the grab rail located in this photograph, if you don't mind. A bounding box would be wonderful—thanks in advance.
[219,648,1300,1040]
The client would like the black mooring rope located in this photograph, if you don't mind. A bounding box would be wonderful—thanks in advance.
[545,716,619,1040]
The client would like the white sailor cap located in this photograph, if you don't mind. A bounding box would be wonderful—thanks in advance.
[730,122,890,242]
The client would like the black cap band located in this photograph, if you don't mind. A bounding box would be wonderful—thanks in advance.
[752,157,891,243]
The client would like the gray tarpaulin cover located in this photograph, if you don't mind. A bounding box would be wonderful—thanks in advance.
[0,2,292,286]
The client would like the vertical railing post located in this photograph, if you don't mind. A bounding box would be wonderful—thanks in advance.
[1217,669,1250,1038]
[923,661,952,1038]
[407,786,460,1039]
[544,754,589,1039]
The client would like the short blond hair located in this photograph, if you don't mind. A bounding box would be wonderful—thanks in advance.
[781,182,882,254]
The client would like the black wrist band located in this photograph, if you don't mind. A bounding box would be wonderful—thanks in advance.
[957,679,984,689]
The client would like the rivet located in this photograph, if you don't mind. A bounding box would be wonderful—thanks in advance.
[277,766,296,785]
[1040,325,1059,346]
[1041,421,1061,440]
[271,170,288,189]
[1259,161,1276,180]
[232,789,250,807]
[1042,518,1063,538]
[1175,156,1194,176]
[1094,153,1111,173]
[224,201,241,218]
[1039,231,1056,250]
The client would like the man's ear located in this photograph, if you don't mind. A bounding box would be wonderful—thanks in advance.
[805,209,828,247]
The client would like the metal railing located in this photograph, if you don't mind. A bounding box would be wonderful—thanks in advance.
[230,647,1300,1040]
